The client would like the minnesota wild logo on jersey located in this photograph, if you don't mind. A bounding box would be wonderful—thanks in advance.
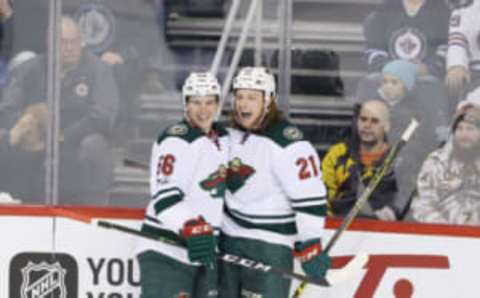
[200,165,227,198]
[226,158,255,193]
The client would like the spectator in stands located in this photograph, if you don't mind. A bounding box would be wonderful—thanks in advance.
[0,17,118,205]
[363,0,450,78]
[322,100,400,221]
[411,102,480,225]
[64,0,171,144]
[1,0,49,58]
[355,60,449,217]
[380,60,448,217]
[446,0,480,99]
[357,60,449,143]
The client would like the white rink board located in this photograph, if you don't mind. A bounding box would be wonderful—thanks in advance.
[1,216,53,297]
[54,217,142,297]
[290,228,478,297]
[1,206,480,298]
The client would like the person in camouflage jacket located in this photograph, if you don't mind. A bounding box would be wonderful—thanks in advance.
[412,103,480,225]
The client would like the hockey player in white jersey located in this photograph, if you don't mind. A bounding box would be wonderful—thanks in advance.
[218,67,331,298]
[446,0,480,95]
[137,72,228,298]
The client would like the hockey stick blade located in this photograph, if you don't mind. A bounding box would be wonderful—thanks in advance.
[292,253,368,298]
[97,220,330,287]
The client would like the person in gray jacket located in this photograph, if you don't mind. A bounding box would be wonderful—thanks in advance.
[411,102,480,225]
[0,16,118,205]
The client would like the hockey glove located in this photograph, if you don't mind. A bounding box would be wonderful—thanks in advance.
[181,216,216,266]
[294,238,331,278]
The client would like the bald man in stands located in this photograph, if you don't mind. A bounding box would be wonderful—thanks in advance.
[322,100,400,221]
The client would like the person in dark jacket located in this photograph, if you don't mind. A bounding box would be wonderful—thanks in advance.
[363,0,450,78]
[322,100,400,221]
[0,17,118,205]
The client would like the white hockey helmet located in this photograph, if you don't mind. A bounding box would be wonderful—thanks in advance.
[232,67,276,106]
[182,72,221,106]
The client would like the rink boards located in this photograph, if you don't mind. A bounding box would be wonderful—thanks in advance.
[1,205,479,298]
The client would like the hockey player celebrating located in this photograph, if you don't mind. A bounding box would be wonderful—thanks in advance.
[136,72,228,298]
[219,67,331,297]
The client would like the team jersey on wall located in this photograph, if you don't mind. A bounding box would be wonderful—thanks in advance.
[223,120,328,249]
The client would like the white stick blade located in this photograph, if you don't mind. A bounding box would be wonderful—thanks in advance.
[326,253,369,285]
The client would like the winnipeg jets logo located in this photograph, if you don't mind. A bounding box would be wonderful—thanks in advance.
[390,28,427,61]
[74,82,89,97]
[20,261,67,298]
[75,3,115,53]
[200,164,227,198]
[226,158,255,193]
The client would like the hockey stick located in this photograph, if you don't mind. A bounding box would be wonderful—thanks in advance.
[292,118,419,298]
[97,220,330,287]
[123,158,149,171]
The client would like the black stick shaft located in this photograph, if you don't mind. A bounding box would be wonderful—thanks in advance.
[97,220,330,287]
[123,159,149,171]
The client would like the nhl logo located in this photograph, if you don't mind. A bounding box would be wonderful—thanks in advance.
[20,261,67,298]
[10,252,78,298]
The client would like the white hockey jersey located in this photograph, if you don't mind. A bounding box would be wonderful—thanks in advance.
[447,0,480,74]
[223,120,328,249]
[137,121,228,264]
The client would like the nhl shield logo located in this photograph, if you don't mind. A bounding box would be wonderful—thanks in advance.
[10,252,78,298]
[20,261,67,298]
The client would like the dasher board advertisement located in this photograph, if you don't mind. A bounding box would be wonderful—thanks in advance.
[1,205,480,297]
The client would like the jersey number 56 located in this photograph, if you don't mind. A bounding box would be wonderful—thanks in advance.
[157,154,176,176]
